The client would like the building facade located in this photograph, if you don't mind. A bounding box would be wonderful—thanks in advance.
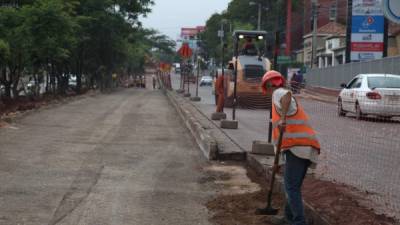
[178,26,205,51]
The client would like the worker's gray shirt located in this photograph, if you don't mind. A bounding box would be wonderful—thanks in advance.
[272,88,319,167]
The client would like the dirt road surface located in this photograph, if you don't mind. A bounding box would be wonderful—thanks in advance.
[0,87,263,225]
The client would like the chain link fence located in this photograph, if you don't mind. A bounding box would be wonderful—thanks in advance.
[302,61,400,220]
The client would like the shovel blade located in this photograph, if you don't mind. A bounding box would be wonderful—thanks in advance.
[255,206,279,215]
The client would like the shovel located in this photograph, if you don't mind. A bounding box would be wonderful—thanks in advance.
[256,121,285,215]
[256,90,291,215]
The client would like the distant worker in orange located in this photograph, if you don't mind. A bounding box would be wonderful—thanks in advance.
[215,72,225,112]
[259,70,321,225]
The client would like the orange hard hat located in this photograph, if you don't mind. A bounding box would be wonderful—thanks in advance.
[261,70,285,94]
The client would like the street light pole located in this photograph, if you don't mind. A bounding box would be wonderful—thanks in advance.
[269,0,283,143]
[196,56,200,97]
[257,3,262,30]
[221,22,225,77]
[249,2,262,30]
[311,0,318,69]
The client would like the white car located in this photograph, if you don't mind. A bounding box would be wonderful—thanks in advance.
[199,76,213,86]
[338,74,400,120]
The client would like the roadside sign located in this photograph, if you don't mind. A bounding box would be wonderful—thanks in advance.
[217,30,224,38]
[277,56,292,64]
[383,0,400,24]
[350,0,385,62]
[178,43,193,58]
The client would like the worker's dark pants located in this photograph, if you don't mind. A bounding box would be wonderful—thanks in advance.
[283,150,311,225]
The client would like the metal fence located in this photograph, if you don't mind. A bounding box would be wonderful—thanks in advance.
[301,95,400,220]
[303,60,400,220]
[306,56,400,89]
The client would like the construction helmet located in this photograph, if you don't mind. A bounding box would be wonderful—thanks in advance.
[261,70,285,94]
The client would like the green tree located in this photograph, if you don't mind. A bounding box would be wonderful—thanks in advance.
[0,7,28,98]
[21,0,77,94]
[0,0,157,100]
[199,0,302,66]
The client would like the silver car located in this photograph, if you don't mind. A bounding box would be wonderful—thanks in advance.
[338,74,400,120]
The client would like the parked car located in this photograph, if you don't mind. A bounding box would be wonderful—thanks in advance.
[69,75,77,87]
[199,75,213,86]
[338,74,400,120]
[174,63,181,74]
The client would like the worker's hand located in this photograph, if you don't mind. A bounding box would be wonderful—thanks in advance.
[278,120,286,132]
[272,164,281,173]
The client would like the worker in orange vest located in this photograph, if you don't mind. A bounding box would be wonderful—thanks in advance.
[259,70,321,225]
[215,73,226,113]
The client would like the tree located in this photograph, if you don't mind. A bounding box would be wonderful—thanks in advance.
[0,7,28,98]
[200,0,304,65]
[0,0,158,100]
[21,0,77,94]
[201,13,225,66]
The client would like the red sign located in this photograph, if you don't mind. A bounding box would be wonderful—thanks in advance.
[351,42,384,52]
[178,43,193,58]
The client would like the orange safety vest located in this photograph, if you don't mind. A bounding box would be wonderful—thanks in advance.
[272,98,321,153]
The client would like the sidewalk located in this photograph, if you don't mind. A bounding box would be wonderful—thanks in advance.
[300,87,339,104]
[165,74,398,224]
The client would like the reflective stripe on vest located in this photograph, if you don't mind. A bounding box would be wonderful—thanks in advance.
[272,97,321,152]
[273,132,317,145]
[272,119,310,129]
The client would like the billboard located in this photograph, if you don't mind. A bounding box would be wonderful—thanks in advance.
[350,0,385,62]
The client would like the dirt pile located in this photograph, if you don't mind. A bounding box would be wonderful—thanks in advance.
[206,163,397,225]
[303,178,396,225]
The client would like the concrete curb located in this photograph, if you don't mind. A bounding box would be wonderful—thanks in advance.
[166,91,218,160]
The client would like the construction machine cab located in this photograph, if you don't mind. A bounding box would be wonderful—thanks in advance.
[233,30,268,57]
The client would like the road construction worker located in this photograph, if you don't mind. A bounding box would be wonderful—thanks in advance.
[241,37,258,56]
[260,70,321,225]
[215,72,227,112]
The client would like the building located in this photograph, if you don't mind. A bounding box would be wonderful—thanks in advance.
[299,21,400,68]
[178,26,205,51]
[303,0,348,35]
[301,22,346,68]
[285,0,348,56]
[292,0,400,67]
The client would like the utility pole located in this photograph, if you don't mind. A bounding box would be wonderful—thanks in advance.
[335,0,339,23]
[269,0,283,143]
[285,0,292,56]
[345,0,352,63]
[257,3,262,30]
[219,20,227,81]
[311,0,318,69]
[249,2,262,30]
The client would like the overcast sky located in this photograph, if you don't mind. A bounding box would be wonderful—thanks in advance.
[141,0,231,40]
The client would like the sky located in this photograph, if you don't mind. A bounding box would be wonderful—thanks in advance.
[141,0,231,40]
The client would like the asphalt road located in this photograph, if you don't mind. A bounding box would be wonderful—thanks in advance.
[171,71,400,218]
[0,87,219,225]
